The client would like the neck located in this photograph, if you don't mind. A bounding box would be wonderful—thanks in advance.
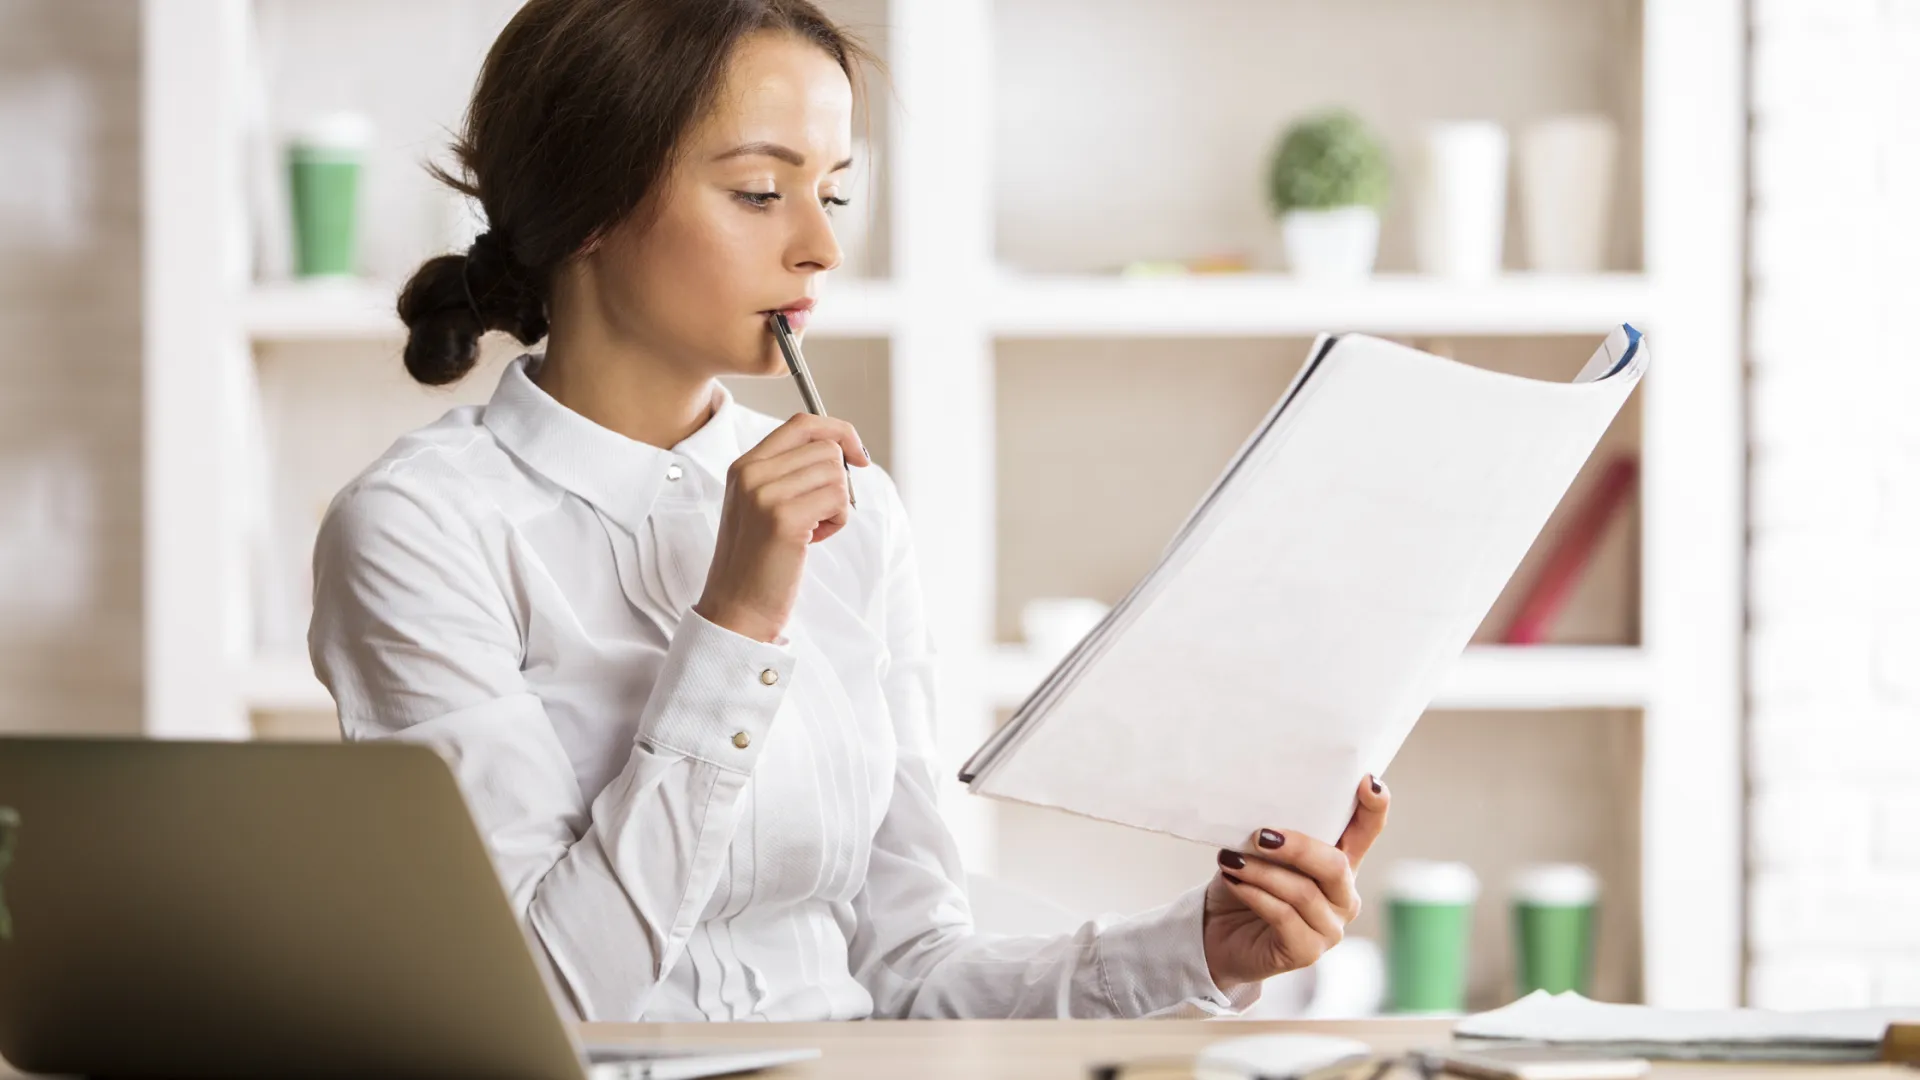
[535,281,716,450]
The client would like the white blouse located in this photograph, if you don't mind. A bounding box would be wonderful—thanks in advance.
[309,353,1259,1022]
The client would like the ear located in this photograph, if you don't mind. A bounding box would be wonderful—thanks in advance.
[577,227,607,258]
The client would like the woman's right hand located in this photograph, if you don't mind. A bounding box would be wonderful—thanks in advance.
[691,413,870,643]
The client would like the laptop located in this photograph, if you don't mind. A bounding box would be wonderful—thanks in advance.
[0,737,818,1079]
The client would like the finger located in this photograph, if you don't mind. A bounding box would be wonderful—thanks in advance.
[736,439,847,491]
[1216,870,1332,966]
[1219,850,1344,940]
[756,458,852,511]
[1240,828,1357,915]
[1336,774,1392,869]
[738,413,868,469]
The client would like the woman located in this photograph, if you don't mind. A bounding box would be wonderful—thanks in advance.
[309,0,1390,1023]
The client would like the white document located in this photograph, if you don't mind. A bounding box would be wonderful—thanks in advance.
[1455,990,1920,1062]
[959,327,1648,848]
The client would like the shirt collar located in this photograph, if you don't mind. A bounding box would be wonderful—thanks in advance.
[482,354,744,533]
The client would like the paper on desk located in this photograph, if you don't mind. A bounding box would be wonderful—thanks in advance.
[960,328,1647,848]
[1455,990,1920,1063]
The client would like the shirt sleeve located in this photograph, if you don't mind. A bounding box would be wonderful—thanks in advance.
[308,471,794,1022]
[842,471,1266,1019]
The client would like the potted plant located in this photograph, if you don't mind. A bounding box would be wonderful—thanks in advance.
[1266,109,1390,280]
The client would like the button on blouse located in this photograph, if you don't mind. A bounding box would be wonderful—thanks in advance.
[308,353,1258,1022]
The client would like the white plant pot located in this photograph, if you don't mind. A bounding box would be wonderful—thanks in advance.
[1413,120,1509,280]
[1279,206,1380,280]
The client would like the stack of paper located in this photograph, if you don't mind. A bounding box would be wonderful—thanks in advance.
[1456,990,1920,1062]
[959,328,1648,847]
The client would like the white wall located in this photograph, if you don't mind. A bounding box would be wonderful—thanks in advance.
[0,1,142,735]
[1745,0,1920,1007]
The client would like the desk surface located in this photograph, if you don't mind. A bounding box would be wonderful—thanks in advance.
[582,1018,1910,1080]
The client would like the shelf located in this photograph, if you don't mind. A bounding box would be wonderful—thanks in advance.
[987,273,1658,338]
[246,274,1651,343]
[1426,646,1650,710]
[246,277,900,342]
[247,279,403,341]
[241,654,334,713]
[246,273,1654,343]
[989,643,1650,713]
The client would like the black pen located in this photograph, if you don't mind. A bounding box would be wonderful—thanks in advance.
[769,310,856,509]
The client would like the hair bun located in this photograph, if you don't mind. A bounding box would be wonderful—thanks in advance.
[396,252,486,386]
[395,231,548,387]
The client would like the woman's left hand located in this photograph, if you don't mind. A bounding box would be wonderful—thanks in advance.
[1201,775,1391,992]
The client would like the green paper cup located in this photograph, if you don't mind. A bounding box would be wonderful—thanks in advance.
[288,112,372,278]
[1511,863,1599,996]
[1384,859,1479,1013]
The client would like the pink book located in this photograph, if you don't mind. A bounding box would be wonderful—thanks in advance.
[1501,455,1639,645]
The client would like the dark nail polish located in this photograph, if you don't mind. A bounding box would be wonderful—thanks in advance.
[1371,778,1383,795]
[1217,849,1246,870]
[1222,872,1244,886]
[1258,829,1284,849]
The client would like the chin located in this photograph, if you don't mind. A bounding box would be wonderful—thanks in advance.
[751,334,792,376]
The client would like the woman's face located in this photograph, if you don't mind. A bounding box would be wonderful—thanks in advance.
[584,30,854,380]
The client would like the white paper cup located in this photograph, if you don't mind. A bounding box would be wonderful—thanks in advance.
[1385,860,1480,1013]
[1511,862,1600,996]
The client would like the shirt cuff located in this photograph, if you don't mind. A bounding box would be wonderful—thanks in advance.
[635,606,796,772]
[1097,882,1265,1018]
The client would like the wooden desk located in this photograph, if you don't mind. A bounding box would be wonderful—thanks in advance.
[582,1018,1913,1079]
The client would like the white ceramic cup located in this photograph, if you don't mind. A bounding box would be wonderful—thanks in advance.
[1518,114,1619,273]
[1412,121,1509,280]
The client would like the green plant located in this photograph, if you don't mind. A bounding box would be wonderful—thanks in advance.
[1266,109,1390,215]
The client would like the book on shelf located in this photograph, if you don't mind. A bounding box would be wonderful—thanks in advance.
[1499,454,1639,646]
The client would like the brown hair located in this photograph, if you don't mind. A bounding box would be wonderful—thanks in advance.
[397,0,881,386]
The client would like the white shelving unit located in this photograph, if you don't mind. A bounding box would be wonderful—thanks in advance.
[144,0,1745,1007]
[246,277,901,341]
[987,273,1660,338]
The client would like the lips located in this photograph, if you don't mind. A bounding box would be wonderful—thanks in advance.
[761,297,815,333]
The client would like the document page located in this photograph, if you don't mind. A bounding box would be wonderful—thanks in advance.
[1456,990,1919,1062]
[963,328,1647,848]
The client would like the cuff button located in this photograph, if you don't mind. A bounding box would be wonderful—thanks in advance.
[732,731,751,749]
[759,668,779,686]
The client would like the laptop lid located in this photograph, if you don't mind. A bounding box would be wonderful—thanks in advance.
[0,736,590,1079]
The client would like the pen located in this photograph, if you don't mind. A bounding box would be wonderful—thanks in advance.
[769,310,856,509]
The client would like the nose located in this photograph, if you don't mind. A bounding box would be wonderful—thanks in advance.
[788,197,844,275]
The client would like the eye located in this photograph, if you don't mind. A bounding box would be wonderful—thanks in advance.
[734,191,853,213]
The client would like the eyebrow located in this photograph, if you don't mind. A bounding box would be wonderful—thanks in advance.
[712,141,853,171]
